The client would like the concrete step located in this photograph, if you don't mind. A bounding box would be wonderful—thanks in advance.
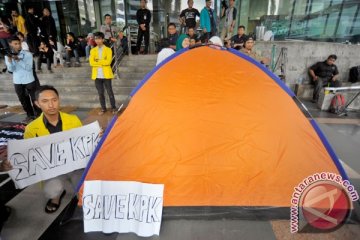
[0,54,156,109]
[0,91,131,108]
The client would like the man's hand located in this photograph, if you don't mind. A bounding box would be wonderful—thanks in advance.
[110,37,117,42]
[313,76,318,81]
[13,55,20,61]
[0,160,12,172]
[203,28,207,33]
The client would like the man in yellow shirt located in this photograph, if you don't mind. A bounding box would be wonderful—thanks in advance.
[11,9,27,36]
[24,85,83,213]
[90,32,117,115]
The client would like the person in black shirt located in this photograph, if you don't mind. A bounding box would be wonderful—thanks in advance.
[37,40,54,72]
[25,6,41,55]
[231,25,247,50]
[136,0,151,54]
[309,54,341,102]
[179,0,200,33]
[167,23,178,50]
[40,7,57,42]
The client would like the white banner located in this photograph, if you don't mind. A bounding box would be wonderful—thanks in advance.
[7,121,101,189]
[83,181,164,237]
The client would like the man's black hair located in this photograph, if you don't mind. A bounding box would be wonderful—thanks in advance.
[167,22,176,29]
[94,31,105,39]
[16,32,25,38]
[8,36,20,43]
[67,32,75,39]
[328,54,337,60]
[104,14,111,18]
[159,38,170,50]
[238,25,245,30]
[35,85,59,100]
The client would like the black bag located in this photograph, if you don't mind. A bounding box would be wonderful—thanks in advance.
[349,66,360,83]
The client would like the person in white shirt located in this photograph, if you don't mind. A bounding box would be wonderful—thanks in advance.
[156,38,175,66]
[16,32,29,51]
[49,37,64,67]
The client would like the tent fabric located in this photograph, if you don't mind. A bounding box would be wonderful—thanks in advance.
[80,46,343,207]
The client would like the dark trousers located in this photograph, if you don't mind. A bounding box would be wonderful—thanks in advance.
[313,77,342,101]
[26,34,40,55]
[14,81,41,117]
[95,78,116,110]
[136,28,150,54]
[37,53,52,70]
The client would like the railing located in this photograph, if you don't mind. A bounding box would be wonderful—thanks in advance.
[110,41,126,79]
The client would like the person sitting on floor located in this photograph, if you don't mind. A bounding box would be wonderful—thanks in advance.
[23,85,83,213]
[64,32,81,67]
[37,40,54,73]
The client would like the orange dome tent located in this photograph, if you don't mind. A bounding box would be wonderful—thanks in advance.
[77,46,347,209]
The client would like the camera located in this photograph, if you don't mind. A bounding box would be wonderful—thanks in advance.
[221,0,228,9]
[0,48,20,59]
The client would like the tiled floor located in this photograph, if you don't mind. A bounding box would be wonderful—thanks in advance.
[0,102,359,240]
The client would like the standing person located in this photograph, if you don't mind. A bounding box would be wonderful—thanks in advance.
[179,0,200,34]
[309,55,341,103]
[11,9,27,36]
[25,6,41,55]
[23,85,83,213]
[136,0,151,54]
[4,36,40,121]
[16,32,41,87]
[40,7,57,42]
[89,32,117,115]
[200,0,217,43]
[220,0,237,42]
[231,25,246,50]
[99,14,119,47]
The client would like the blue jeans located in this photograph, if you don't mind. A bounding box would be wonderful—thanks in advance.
[65,49,80,63]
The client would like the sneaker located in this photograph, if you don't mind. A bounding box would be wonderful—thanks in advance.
[75,62,81,67]
[66,62,71,67]
[98,109,106,115]
[111,108,117,114]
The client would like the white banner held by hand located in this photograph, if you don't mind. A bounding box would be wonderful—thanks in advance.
[7,121,101,189]
[83,181,164,237]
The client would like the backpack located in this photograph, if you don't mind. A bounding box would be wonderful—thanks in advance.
[349,66,360,83]
[329,94,346,114]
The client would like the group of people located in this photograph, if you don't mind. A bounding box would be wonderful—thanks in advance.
[0,30,118,233]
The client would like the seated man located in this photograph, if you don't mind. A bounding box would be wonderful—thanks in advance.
[167,23,178,50]
[240,36,269,65]
[23,85,83,213]
[64,32,81,67]
[309,54,341,103]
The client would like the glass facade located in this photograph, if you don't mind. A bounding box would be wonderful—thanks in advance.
[0,0,359,44]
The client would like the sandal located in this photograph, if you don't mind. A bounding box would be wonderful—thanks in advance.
[45,190,66,214]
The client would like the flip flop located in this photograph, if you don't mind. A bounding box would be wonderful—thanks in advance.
[45,190,66,214]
